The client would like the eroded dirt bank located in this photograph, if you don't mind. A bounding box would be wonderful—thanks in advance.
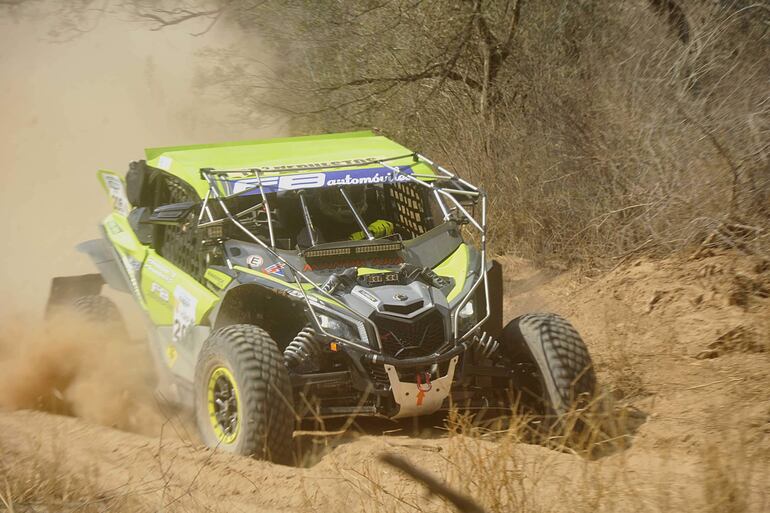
[1,251,768,512]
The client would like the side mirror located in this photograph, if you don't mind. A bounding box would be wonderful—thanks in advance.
[145,202,197,226]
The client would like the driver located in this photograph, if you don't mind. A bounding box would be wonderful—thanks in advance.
[297,186,394,247]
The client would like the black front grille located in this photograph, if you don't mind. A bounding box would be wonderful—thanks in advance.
[375,309,446,359]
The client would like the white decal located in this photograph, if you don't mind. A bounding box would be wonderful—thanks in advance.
[231,170,413,194]
[325,173,410,186]
[353,287,380,306]
[146,257,176,282]
[150,282,170,303]
[246,255,263,269]
[259,158,384,172]
[157,156,173,171]
[105,219,124,236]
[173,286,198,344]
[119,253,142,298]
[232,173,325,194]
[102,173,130,216]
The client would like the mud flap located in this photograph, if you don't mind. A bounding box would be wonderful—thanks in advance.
[479,259,503,339]
[45,274,104,319]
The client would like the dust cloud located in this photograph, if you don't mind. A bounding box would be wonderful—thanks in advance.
[0,6,283,430]
[0,7,283,312]
[0,314,172,436]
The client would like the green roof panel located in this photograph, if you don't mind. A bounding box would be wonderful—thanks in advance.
[144,131,436,198]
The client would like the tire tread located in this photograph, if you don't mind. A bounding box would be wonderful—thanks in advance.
[196,324,294,464]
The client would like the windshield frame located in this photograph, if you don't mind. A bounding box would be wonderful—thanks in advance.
[197,154,489,349]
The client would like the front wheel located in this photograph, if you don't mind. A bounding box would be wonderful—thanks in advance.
[194,324,294,464]
[501,313,596,419]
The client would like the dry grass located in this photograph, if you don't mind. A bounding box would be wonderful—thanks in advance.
[325,403,763,513]
[0,439,143,513]
[0,327,766,513]
[4,414,759,513]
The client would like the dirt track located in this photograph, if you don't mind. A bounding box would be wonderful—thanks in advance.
[1,252,769,512]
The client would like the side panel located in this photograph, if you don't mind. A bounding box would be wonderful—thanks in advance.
[140,250,219,376]
[98,170,148,306]
[96,170,215,400]
[140,250,219,326]
[97,170,131,217]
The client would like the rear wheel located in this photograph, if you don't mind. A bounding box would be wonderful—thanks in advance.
[194,324,294,464]
[71,295,128,339]
[501,313,596,419]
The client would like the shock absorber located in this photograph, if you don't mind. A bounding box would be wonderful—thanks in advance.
[472,331,500,360]
[283,326,323,368]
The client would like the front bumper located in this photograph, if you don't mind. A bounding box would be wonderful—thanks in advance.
[361,339,471,367]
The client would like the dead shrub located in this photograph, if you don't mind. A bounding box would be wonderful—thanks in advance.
[209,0,769,266]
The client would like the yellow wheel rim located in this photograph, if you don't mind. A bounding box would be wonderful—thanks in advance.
[207,366,241,445]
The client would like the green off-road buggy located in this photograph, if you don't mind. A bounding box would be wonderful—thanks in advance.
[48,131,595,463]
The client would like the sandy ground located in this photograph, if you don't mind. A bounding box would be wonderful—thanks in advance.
[1,250,768,513]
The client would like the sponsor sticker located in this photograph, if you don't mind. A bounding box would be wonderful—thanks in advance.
[264,262,286,277]
[118,253,143,299]
[165,344,178,367]
[228,166,414,195]
[258,158,390,172]
[353,287,380,306]
[246,255,263,269]
[150,282,170,303]
[101,172,130,216]
[146,257,176,282]
[204,268,232,290]
[172,286,197,344]
[105,219,123,235]
[157,155,173,171]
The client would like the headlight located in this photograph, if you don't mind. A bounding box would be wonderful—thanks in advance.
[459,301,475,319]
[316,313,368,345]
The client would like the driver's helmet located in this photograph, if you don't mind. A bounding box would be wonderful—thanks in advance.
[319,186,367,223]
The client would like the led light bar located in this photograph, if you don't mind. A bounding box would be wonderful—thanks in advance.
[304,241,403,259]
[353,242,403,254]
[303,247,353,258]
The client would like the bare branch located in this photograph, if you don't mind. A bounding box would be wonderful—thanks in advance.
[379,453,489,513]
[321,60,485,95]
[129,4,225,31]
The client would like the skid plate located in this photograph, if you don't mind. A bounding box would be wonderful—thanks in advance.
[384,356,459,419]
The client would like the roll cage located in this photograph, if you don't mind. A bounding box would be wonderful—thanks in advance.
[196,154,489,355]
